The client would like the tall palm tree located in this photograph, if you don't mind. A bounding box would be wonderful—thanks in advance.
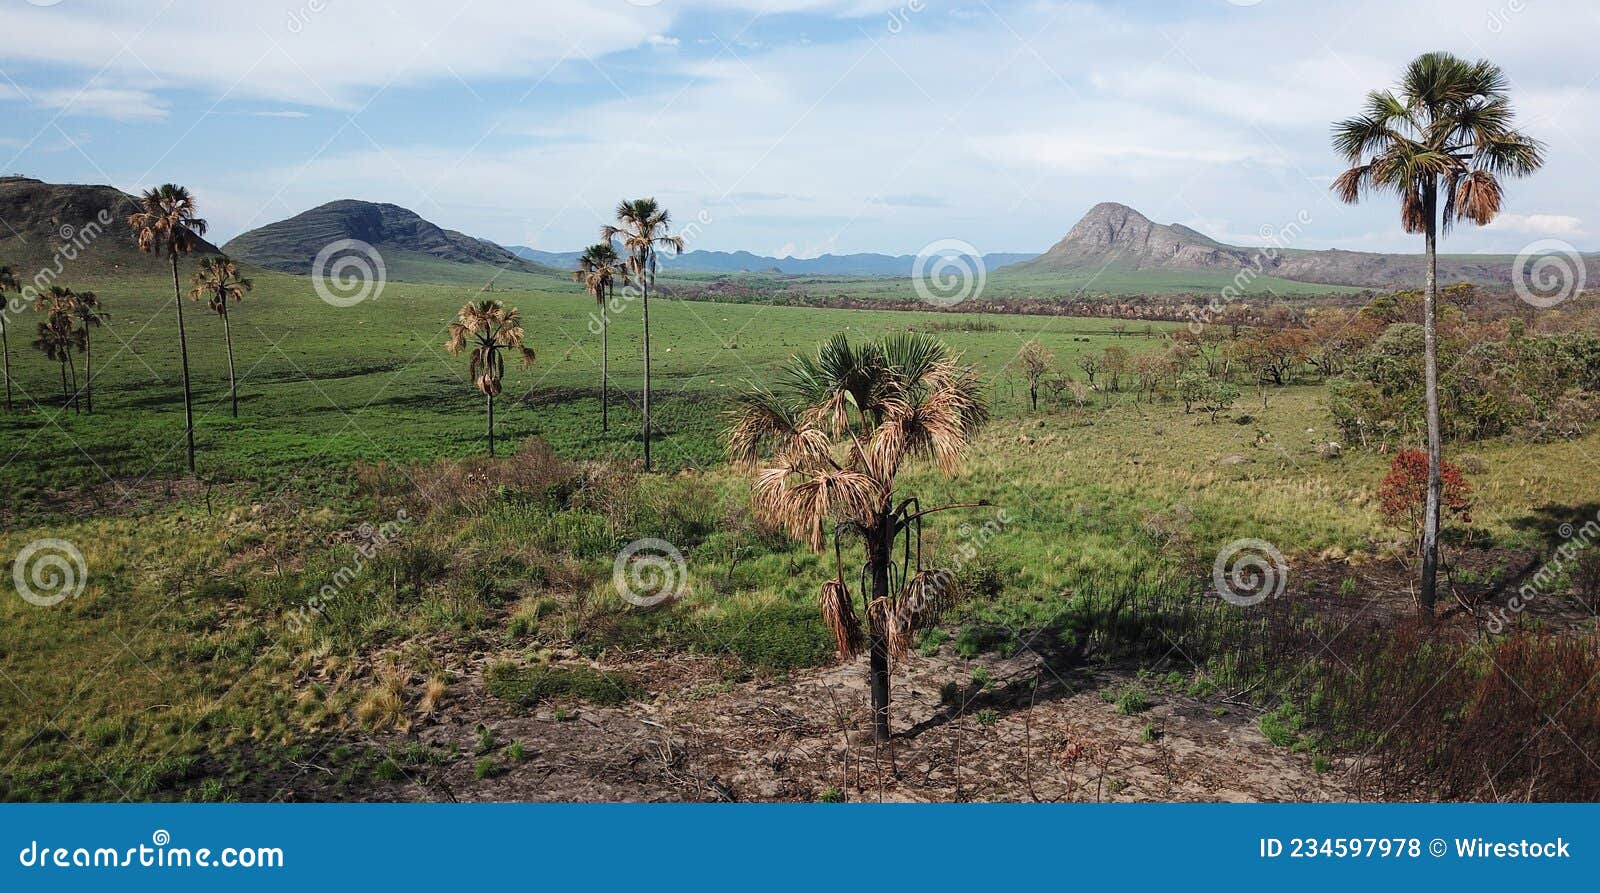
[572,243,627,433]
[128,184,208,473]
[33,286,82,412]
[190,255,253,417]
[445,300,535,457]
[68,291,105,414]
[0,265,18,411]
[1332,52,1543,615]
[728,333,990,741]
[602,199,684,471]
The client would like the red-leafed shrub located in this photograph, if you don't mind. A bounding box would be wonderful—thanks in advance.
[1377,448,1473,545]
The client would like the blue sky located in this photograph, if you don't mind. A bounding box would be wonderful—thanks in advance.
[2,0,1595,257]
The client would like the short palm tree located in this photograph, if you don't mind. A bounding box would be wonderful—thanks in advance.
[602,199,684,471]
[572,243,627,433]
[32,314,82,409]
[68,291,104,414]
[727,333,990,741]
[190,255,253,417]
[1332,52,1544,615]
[128,184,208,473]
[0,265,18,411]
[445,300,535,456]
[33,286,82,412]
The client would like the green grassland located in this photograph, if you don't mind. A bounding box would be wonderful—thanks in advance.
[1,257,1594,800]
[0,258,1176,498]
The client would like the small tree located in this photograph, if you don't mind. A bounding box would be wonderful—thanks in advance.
[1199,380,1239,422]
[445,300,535,457]
[727,334,990,741]
[1076,352,1100,388]
[1378,448,1472,566]
[1016,340,1054,411]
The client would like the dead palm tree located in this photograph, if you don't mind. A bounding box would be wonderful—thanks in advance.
[445,300,535,457]
[68,291,105,414]
[128,184,208,472]
[0,265,18,411]
[727,333,991,741]
[572,243,628,433]
[1332,52,1543,616]
[190,255,253,417]
[602,199,684,471]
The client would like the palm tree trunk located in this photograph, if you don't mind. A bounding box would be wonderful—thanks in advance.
[221,303,238,417]
[3,323,12,412]
[67,350,79,414]
[82,330,92,414]
[172,254,196,473]
[641,271,652,472]
[601,283,610,433]
[58,359,67,405]
[868,510,893,742]
[487,392,496,457]
[1419,186,1443,617]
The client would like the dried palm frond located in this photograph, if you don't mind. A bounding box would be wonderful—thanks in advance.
[819,579,864,659]
[753,466,879,550]
[898,569,959,632]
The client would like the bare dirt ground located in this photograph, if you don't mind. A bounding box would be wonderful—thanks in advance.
[379,648,1357,803]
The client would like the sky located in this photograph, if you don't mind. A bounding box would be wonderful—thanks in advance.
[1,0,1596,258]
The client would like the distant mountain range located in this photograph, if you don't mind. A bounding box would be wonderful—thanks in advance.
[7,178,1588,296]
[505,246,1038,277]
[1003,201,1531,289]
[0,176,221,274]
[223,200,554,275]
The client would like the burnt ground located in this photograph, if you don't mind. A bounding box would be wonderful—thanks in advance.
[341,647,1355,803]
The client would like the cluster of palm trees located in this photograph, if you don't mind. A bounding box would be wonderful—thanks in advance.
[569,198,684,471]
[26,284,104,414]
[0,185,259,475]
[448,197,684,464]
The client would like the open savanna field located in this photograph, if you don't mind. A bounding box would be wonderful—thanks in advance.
[3,262,1598,802]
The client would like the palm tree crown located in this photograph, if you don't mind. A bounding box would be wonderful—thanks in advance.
[601,198,684,283]
[1332,52,1543,231]
[190,255,252,313]
[128,184,208,257]
[446,300,535,397]
[572,243,625,301]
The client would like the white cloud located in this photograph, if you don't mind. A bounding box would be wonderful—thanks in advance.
[1483,213,1585,236]
[11,0,1594,254]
